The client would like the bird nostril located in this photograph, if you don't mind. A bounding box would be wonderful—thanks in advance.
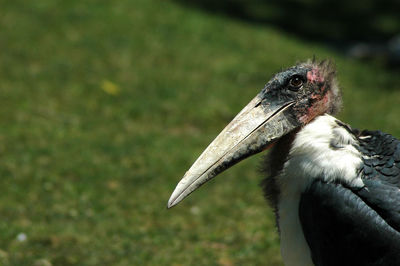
[254,101,262,108]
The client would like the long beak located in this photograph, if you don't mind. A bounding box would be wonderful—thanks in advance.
[168,93,299,208]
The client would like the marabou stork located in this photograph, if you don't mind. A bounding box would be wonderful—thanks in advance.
[168,60,400,266]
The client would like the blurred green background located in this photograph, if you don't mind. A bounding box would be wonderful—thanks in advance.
[1,0,399,265]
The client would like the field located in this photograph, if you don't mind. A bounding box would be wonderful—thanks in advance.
[1,0,399,265]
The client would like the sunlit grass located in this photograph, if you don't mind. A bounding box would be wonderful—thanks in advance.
[0,0,399,265]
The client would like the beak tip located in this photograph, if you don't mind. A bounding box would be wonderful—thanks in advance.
[167,188,182,209]
[167,198,176,209]
[167,174,193,209]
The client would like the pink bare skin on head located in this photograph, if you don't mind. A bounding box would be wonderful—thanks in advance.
[299,90,333,124]
[299,66,334,124]
[307,68,325,83]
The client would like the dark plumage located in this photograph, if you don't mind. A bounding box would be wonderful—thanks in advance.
[300,180,400,266]
[298,126,400,266]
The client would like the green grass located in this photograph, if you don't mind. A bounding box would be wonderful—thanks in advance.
[0,0,399,265]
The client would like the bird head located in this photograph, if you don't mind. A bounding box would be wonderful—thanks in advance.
[168,59,341,208]
[263,59,340,124]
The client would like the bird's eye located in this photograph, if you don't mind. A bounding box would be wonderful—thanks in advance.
[289,75,304,90]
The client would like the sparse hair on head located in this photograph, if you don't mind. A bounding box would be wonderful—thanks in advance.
[299,58,342,115]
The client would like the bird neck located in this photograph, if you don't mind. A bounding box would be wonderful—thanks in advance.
[261,129,298,227]
[266,114,363,266]
[261,114,364,229]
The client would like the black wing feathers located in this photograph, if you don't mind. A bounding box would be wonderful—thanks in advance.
[300,180,400,266]
[356,179,400,232]
[355,130,400,231]
[358,130,400,188]
[300,129,400,265]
